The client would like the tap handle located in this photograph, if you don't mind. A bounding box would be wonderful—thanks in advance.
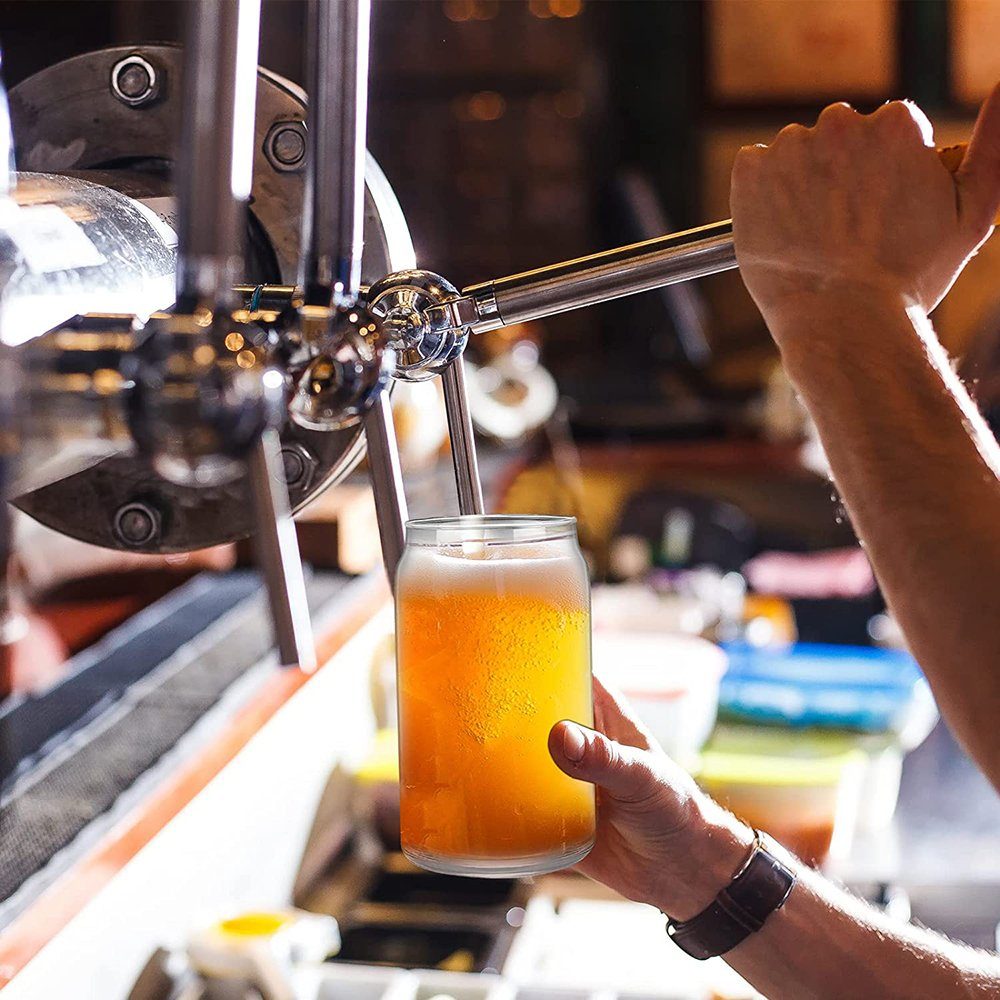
[458,142,993,336]
[363,392,408,590]
[248,427,316,670]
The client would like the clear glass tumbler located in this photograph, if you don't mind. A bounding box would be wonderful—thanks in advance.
[395,514,596,877]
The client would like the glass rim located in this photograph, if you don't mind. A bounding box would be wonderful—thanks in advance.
[404,514,578,546]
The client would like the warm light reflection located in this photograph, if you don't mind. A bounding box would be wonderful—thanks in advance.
[444,0,498,21]
[550,0,582,17]
[193,344,216,366]
[225,331,245,352]
[472,0,499,19]
[455,91,507,122]
[444,0,474,21]
[91,368,121,396]
[236,349,257,369]
[529,0,581,18]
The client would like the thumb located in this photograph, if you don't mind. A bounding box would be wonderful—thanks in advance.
[549,720,659,803]
[956,81,1000,232]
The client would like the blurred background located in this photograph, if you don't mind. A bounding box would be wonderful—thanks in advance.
[3,0,998,419]
[1,3,999,998]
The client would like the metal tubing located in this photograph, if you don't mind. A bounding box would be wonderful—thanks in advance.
[248,430,316,670]
[442,359,484,515]
[363,392,408,589]
[300,0,371,307]
[464,220,736,331]
[175,0,261,311]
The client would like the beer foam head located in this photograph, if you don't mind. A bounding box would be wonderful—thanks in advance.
[399,539,588,608]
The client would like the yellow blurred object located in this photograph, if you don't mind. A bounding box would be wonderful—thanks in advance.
[743,594,797,645]
[188,908,340,1000]
[218,913,293,938]
[438,949,476,973]
[355,727,400,784]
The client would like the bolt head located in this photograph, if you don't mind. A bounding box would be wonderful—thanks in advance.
[273,128,305,164]
[265,121,307,171]
[114,502,161,547]
[111,55,159,107]
[280,444,317,490]
[282,448,306,486]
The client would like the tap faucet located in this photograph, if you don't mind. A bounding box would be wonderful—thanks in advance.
[132,0,315,670]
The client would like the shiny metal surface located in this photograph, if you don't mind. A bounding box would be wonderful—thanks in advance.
[288,305,394,430]
[1,173,175,348]
[365,270,469,381]
[8,55,416,551]
[300,0,370,307]
[174,0,261,311]
[442,359,484,516]
[109,54,160,108]
[7,43,412,301]
[13,312,137,496]
[363,392,408,589]
[248,429,316,670]
[464,220,736,330]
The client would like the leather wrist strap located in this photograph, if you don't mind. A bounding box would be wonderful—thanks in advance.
[666,830,796,961]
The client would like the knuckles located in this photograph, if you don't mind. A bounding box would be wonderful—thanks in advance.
[816,102,857,128]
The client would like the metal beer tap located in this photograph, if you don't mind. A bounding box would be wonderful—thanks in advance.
[284,0,409,587]
[155,0,315,670]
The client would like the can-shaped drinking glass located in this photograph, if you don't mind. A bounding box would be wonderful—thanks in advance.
[395,514,596,877]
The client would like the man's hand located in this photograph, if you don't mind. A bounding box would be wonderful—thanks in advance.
[551,679,1000,1000]
[731,88,1000,331]
[729,87,1000,792]
[548,677,752,921]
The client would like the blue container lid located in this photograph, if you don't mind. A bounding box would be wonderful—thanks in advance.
[718,642,930,733]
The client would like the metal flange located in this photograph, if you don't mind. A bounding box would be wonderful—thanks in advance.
[8,46,416,552]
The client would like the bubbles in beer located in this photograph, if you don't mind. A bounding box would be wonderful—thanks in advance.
[396,541,595,861]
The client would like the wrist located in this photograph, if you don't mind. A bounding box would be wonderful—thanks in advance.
[747,272,920,325]
[653,798,756,922]
[764,285,927,372]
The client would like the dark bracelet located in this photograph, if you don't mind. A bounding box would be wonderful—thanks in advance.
[666,830,796,961]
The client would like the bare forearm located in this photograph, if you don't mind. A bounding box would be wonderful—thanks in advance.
[658,808,1000,998]
[769,291,1000,784]
[728,850,1000,999]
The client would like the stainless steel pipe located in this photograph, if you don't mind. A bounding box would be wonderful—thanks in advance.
[300,0,371,307]
[363,393,408,589]
[175,0,314,669]
[248,429,317,671]
[174,0,262,311]
[464,219,736,333]
[442,359,485,516]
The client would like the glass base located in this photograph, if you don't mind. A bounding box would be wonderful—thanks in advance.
[402,837,595,879]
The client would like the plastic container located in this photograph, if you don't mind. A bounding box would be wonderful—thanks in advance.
[296,963,417,1000]
[707,723,905,836]
[718,642,937,740]
[592,632,727,762]
[697,729,865,866]
[413,970,515,1000]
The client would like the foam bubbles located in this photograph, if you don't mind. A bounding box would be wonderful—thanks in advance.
[399,540,588,610]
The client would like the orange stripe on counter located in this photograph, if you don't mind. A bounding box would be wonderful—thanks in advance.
[0,572,390,989]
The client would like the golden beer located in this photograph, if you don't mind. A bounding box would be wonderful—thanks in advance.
[396,515,596,877]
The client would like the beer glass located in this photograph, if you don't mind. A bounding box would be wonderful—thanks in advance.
[395,514,596,877]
